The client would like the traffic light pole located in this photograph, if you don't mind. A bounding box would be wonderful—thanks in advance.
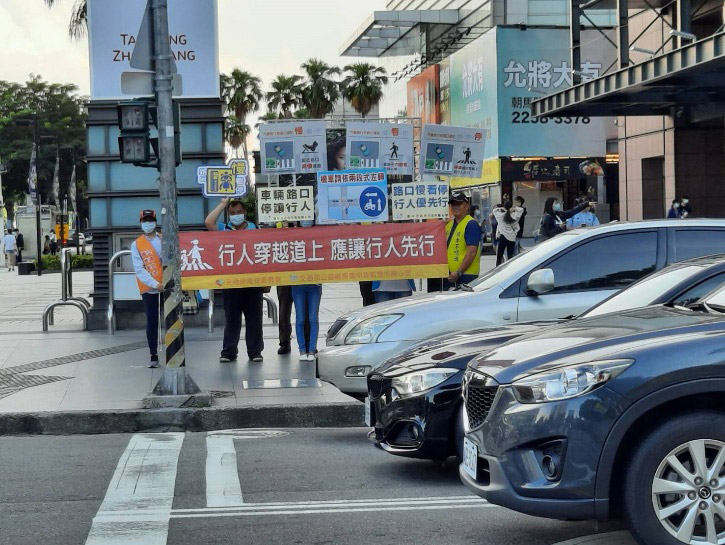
[152,0,187,394]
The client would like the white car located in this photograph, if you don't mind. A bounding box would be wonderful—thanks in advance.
[318,219,725,395]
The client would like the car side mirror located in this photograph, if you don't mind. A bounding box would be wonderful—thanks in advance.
[527,269,555,296]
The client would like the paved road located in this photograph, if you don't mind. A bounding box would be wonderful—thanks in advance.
[0,429,622,545]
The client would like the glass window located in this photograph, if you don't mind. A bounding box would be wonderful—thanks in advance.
[544,232,658,293]
[673,272,725,307]
[675,230,725,261]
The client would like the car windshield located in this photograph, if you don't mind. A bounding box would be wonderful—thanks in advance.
[469,233,579,292]
[582,265,704,317]
[704,286,725,312]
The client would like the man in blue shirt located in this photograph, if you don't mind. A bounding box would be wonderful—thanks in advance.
[444,190,482,290]
[205,198,264,363]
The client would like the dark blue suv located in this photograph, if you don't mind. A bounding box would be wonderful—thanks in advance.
[460,285,725,545]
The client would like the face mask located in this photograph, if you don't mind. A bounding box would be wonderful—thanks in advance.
[682,199,689,204]
[673,203,680,209]
[141,222,156,234]
[229,214,245,226]
[552,203,562,212]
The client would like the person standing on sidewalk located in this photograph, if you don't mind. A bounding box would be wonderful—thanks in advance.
[514,196,527,253]
[276,222,294,355]
[130,210,162,368]
[49,231,58,256]
[205,198,264,363]
[14,229,24,263]
[492,200,524,266]
[444,189,481,289]
[291,220,321,361]
[3,230,17,272]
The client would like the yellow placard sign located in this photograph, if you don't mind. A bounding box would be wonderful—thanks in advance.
[450,158,501,189]
[197,159,249,198]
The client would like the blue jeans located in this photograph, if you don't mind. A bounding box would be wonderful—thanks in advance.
[374,291,412,303]
[291,285,322,353]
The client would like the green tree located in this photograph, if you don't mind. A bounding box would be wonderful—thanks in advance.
[266,75,304,119]
[342,63,388,118]
[220,69,262,158]
[0,75,87,220]
[43,0,87,40]
[300,59,341,119]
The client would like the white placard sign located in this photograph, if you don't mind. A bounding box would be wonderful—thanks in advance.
[345,122,414,176]
[391,181,450,221]
[87,0,220,100]
[259,121,327,175]
[257,186,315,223]
[420,124,486,178]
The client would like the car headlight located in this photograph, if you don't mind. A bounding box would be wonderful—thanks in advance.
[392,367,459,396]
[345,314,402,345]
[512,360,633,404]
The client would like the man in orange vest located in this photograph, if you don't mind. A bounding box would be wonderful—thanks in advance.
[131,209,163,368]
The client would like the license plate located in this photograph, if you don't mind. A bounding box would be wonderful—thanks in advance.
[462,438,478,480]
[364,397,373,427]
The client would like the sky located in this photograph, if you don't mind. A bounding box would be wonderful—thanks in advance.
[0,0,387,115]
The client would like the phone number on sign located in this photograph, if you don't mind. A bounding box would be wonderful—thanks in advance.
[511,112,591,124]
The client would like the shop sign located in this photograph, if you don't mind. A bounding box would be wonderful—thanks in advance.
[439,58,451,125]
[345,122,414,176]
[501,158,605,181]
[259,121,327,175]
[391,181,450,221]
[196,159,248,198]
[316,169,389,225]
[179,222,448,289]
[451,159,501,189]
[257,186,315,224]
[420,124,486,178]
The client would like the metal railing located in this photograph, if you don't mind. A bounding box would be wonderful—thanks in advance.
[42,248,90,331]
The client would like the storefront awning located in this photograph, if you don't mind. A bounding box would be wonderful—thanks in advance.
[340,10,461,57]
[532,31,725,119]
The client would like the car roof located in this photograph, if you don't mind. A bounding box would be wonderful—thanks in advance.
[570,218,725,235]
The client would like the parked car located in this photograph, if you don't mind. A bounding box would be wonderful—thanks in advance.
[460,284,725,545]
[320,220,725,396]
[69,231,85,246]
[367,254,725,461]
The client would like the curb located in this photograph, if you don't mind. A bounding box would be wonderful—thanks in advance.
[0,402,364,435]
[552,532,635,545]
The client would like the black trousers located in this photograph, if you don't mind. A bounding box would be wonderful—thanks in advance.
[222,288,264,359]
[359,281,376,306]
[16,250,22,263]
[496,236,516,266]
[141,292,160,357]
[277,285,309,349]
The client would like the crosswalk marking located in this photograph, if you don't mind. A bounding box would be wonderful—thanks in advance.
[205,434,244,507]
[85,433,184,545]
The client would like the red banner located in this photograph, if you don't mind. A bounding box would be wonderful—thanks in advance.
[180,222,448,290]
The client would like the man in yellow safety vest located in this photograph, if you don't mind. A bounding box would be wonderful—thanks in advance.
[444,189,481,289]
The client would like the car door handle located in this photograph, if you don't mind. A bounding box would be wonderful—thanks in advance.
[502,315,511,320]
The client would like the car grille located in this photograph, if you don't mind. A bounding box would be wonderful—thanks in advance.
[327,318,348,340]
[465,374,499,430]
[367,373,390,399]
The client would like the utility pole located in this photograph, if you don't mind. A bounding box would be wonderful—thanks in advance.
[152,0,187,394]
[33,118,43,277]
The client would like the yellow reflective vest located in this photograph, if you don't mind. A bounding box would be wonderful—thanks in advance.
[445,215,481,276]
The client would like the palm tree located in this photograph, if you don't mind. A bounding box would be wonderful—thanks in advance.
[224,115,250,159]
[342,63,388,119]
[301,59,341,119]
[44,0,87,40]
[221,69,263,124]
[266,75,304,119]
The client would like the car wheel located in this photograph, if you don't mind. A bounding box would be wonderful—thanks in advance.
[454,403,465,460]
[624,411,725,545]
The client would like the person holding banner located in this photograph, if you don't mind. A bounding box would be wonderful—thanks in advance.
[444,189,482,289]
[130,210,162,368]
[205,198,265,363]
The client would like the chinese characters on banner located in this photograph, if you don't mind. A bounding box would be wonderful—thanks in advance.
[259,121,327,175]
[316,169,389,225]
[391,181,450,221]
[257,186,315,223]
[420,124,486,178]
[503,60,601,89]
[179,222,448,290]
[345,122,414,176]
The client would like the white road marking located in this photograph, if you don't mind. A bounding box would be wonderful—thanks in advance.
[205,434,244,507]
[85,433,184,545]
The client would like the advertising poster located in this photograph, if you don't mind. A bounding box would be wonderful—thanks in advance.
[407,65,440,125]
[259,121,327,175]
[420,124,485,178]
[257,186,315,224]
[391,181,450,221]
[87,0,219,99]
[439,58,452,125]
[179,222,449,289]
[345,122,414,175]
[316,169,389,225]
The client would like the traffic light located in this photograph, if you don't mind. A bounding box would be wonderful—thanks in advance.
[117,102,151,164]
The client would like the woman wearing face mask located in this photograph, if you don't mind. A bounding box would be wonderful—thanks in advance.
[538,197,591,243]
[131,210,163,368]
[492,200,524,266]
[667,199,682,218]
[291,220,322,361]
[205,198,265,363]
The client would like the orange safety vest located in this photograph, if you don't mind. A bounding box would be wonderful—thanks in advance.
[135,235,162,294]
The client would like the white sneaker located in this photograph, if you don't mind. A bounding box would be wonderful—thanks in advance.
[307,353,316,362]
[299,353,308,362]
